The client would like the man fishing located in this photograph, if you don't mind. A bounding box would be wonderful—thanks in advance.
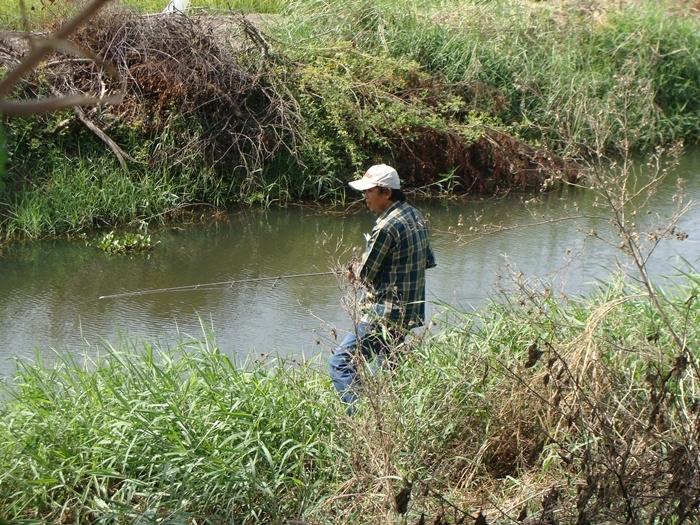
[329,163,436,408]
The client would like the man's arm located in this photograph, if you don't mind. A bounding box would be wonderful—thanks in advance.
[358,227,395,283]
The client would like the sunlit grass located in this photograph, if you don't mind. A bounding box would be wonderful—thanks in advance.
[279,0,700,156]
[0,339,343,522]
[0,0,74,31]
[0,156,224,239]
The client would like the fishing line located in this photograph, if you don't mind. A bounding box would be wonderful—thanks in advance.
[98,271,336,300]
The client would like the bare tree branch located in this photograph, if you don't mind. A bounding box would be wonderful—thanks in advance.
[0,93,121,116]
[0,0,114,101]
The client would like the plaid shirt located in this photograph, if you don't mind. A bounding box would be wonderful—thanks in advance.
[358,200,436,328]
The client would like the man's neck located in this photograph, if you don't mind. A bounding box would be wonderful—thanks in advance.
[375,200,401,219]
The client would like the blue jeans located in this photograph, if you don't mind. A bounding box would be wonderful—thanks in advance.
[328,321,405,406]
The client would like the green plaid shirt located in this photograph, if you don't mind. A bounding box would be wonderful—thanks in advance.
[358,200,436,328]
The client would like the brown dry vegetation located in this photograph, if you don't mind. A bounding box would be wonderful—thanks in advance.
[68,13,296,172]
[393,128,575,193]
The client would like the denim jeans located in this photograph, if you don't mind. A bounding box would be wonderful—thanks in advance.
[328,321,406,407]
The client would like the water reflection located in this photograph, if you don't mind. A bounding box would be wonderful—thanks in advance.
[1,151,699,376]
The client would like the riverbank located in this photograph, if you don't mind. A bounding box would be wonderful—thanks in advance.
[1,0,699,241]
[1,273,698,523]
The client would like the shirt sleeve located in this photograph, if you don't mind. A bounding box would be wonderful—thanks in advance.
[359,226,395,284]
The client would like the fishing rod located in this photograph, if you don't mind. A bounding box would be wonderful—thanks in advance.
[98,271,336,300]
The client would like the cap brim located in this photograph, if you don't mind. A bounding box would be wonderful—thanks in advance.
[348,179,378,191]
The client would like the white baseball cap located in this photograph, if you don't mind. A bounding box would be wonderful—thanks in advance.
[348,164,401,191]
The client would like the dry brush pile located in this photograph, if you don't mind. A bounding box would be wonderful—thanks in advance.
[70,12,298,173]
[1,11,299,198]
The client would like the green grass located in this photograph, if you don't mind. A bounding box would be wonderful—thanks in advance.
[0,156,225,239]
[279,0,700,156]
[0,342,343,523]
[2,274,699,522]
[0,111,236,239]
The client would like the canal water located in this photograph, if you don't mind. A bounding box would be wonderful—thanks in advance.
[1,152,699,376]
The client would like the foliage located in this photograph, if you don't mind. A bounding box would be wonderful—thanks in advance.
[281,0,700,157]
[0,148,224,240]
[96,229,157,255]
[0,0,285,30]
[284,44,492,200]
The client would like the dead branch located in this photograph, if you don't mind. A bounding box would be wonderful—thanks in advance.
[0,92,121,116]
[0,0,114,100]
[74,105,134,169]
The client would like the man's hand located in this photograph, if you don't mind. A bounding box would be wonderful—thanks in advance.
[346,263,357,284]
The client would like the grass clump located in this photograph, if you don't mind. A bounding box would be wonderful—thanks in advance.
[96,229,157,255]
[1,274,699,523]
[314,274,700,523]
[0,343,342,523]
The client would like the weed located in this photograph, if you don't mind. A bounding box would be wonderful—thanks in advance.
[96,229,157,255]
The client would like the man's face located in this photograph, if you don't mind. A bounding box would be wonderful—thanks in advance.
[363,186,392,215]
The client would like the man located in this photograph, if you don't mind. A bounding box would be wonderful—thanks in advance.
[329,164,436,406]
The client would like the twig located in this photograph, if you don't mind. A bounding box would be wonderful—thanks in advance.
[73,104,135,170]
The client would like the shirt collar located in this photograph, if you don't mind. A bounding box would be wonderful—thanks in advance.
[375,200,402,224]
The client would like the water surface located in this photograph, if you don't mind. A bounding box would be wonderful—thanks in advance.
[2,152,699,375]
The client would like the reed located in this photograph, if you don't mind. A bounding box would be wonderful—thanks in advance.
[0,155,227,239]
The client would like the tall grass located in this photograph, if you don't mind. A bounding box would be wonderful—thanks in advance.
[280,0,700,156]
[0,111,237,239]
[2,274,699,522]
[0,340,343,523]
[1,157,225,239]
